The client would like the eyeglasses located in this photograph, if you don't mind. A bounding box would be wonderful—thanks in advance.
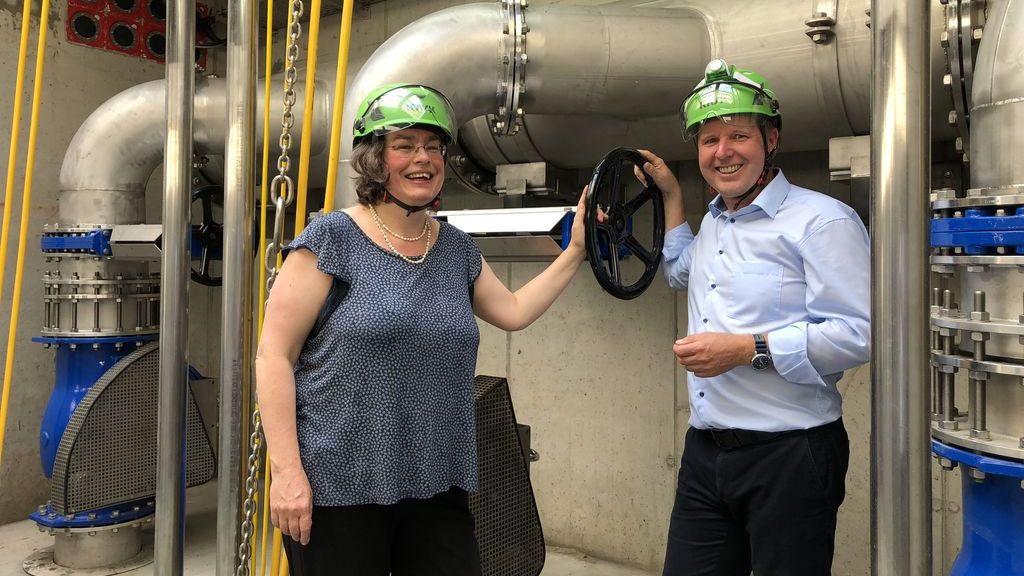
[386,143,446,158]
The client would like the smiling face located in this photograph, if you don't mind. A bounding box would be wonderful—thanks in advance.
[695,115,778,202]
[381,128,445,206]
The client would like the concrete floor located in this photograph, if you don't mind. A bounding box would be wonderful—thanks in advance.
[0,483,655,576]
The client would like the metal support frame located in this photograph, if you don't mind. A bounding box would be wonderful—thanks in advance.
[218,0,257,574]
[154,0,195,574]
[870,0,932,574]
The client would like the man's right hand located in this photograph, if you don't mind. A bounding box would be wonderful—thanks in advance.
[270,465,313,545]
[635,149,686,231]
[635,149,682,197]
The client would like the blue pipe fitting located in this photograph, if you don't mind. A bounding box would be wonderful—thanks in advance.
[33,338,145,478]
[932,440,1024,575]
[40,228,112,256]
[930,208,1024,254]
[29,498,155,529]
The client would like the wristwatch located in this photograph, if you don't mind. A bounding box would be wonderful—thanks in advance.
[751,334,772,370]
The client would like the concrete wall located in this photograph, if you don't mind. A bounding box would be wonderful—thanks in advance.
[0,1,963,574]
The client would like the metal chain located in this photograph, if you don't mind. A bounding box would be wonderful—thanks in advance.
[236,1,305,574]
[236,411,264,576]
[266,0,305,296]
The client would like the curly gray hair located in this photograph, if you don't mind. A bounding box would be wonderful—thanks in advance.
[350,137,389,206]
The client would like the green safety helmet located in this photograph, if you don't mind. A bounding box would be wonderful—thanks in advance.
[680,59,782,139]
[352,83,457,147]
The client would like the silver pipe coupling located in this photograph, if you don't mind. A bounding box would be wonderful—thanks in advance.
[495,0,528,136]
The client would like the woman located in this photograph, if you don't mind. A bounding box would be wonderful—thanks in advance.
[255,83,594,575]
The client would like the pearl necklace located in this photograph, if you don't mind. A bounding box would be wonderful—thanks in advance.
[368,205,433,265]
[369,203,428,241]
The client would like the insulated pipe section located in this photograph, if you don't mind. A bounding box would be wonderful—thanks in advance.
[57,74,331,227]
[153,0,193,573]
[517,6,709,118]
[336,2,506,209]
[336,2,711,208]
[462,3,711,170]
[870,0,932,574]
[970,0,1024,188]
[334,0,892,207]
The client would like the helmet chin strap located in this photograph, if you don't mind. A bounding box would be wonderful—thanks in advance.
[382,188,442,216]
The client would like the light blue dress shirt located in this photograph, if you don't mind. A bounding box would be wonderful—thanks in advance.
[662,170,870,432]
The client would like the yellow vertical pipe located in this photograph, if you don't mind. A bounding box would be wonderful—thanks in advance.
[254,6,277,574]
[321,0,356,213]
[277,547,289,576]
[0,0,37,304]
[0,0,51,467]
[270,529,285,576]
[293,0,323,236]
[257,0,277,348]
[249,0,276,570]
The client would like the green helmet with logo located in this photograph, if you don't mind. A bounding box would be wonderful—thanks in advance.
[352,83,457,147]
[680,59,782,138]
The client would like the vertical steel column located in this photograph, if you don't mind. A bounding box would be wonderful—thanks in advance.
[870,0,932,574]
[218,0,257,574]
[154,1,195,574]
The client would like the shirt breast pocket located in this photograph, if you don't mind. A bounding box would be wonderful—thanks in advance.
[720,261,784,323]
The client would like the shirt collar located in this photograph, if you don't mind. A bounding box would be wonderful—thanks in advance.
[707,169,791,219]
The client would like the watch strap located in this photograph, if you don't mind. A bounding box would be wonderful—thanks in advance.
[753,333,769,356]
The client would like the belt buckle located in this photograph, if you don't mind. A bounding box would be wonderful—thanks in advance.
[710,428,741,450]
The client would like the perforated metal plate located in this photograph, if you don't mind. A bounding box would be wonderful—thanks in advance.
[50,343,216,514]
[471,375,545,576]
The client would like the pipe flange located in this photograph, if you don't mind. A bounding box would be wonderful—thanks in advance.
[42,225,114,257]
[958,0,986,111]
[966,184,1024,197]
[494,0,526,136]
[932,185,1024,209]
[42,224,109,235]
[931,254,1024,267]
[940,0,985,163]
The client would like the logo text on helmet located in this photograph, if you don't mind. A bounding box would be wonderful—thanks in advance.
[399,95,427,120]
[698,84,734,108]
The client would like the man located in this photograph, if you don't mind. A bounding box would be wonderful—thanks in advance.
[639,59,870,575]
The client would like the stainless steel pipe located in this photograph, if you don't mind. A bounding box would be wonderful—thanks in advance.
[154,0,194,574]
[217,0,258,573]
[869,0,932,573]
[58,74,330,224]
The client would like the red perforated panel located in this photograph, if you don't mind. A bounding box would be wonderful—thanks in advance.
[66,0,211,69]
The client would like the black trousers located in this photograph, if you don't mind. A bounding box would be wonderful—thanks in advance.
[662,418,849,576]
[283,487,483,576]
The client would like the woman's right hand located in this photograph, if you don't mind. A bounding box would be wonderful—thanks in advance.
[270,465,314,545]
[634,149,683,199]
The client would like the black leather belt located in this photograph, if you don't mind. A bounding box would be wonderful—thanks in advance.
[699,418,843,451]
[703,428,796,451]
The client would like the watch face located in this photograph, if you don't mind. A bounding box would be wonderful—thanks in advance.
[752,354,771,370]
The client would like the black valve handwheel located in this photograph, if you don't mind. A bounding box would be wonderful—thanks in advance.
[584,147,665,300]
[191,185,224,287]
